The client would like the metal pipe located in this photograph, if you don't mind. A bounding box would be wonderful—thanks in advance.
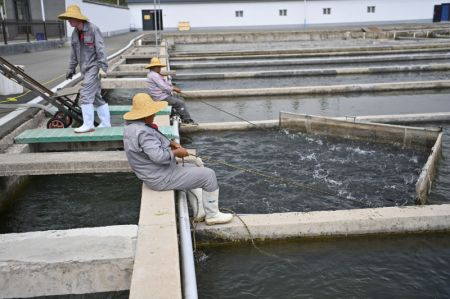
[173,116,198,298]
[154,0,157,48]
[303,0,307,27]
[169,49,197,297]
[177,191,199,299]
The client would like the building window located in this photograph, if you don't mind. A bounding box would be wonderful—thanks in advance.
[367,6,375,13]
[235,10,243,17]
[279,9,287,16]
[323,8,331,15]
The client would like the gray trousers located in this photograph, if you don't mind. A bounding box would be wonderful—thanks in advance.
[146,164,218,192]
[80,67,106,107]
[164,95,191,120]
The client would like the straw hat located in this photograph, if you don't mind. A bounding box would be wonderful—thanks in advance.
[123,93,168,120]
[58,5,89,21]
[145,57,166,69]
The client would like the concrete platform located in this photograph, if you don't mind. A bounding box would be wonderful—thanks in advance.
[129,184,181,299]
[195,204,450,243]
[0,149,198,176]
[101,79,450,95]
[0,151,131,176]
[0,225,137,298]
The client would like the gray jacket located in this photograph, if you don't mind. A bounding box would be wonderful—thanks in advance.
[68,22,108,75]
[123,121,177,189]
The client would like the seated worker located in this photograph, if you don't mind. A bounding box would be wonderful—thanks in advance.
[145,57,197,125]
[123,93,233,225]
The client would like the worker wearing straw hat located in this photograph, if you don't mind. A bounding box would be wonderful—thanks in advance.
[145,57,197,125]
[123,93,233,225]
[58,4,111,133]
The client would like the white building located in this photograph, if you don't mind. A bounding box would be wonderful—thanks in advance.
[127,0,444,31]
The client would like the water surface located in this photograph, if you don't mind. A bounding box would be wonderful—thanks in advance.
[0,173,141,234]
[182,129,427,213]
[196,233,450,298]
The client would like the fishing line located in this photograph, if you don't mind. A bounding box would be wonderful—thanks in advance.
[149,124,362,204]
[185,190,299,268]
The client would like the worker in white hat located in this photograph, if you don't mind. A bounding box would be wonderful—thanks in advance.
[59,4,111,133]
[123,93,233,225]
[145,57,197,125]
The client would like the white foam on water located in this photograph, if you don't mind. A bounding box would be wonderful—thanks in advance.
[346,146,376,155]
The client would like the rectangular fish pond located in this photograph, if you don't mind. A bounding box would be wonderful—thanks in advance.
[0,173,141,234]
[103,89,450,124]
[195,232,450,298]
[181,126,433,213]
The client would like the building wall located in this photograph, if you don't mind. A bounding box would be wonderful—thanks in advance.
[64,0,131,37]
[129,0,443,30]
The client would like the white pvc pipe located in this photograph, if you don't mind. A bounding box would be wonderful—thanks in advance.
[177,191,199,299]
[172,116,198,299]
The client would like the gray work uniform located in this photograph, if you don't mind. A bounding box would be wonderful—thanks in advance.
[146,71,192,120]
[123,121,218,192]
[68,22,108,106]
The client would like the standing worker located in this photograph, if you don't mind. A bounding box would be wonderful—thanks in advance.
[123,93,233,225]
[58,5,111,133]
[145,57,197,125]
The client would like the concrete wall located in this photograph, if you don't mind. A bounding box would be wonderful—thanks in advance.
[129,0,442,30]
[64,0,130,37]
[0,225,137,298]
[279,112,441,150]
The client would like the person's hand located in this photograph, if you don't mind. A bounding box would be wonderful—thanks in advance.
[98,69,107,79]
[170,140,181,150]
[173,86,181,93]
[66,69,75,80]
[173,147,189,158]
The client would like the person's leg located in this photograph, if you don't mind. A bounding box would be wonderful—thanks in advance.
[164,95,193,121]
[75,69,97,133]
[94,88,111,128]
[150,165,232,225]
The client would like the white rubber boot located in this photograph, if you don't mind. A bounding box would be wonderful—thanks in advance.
[74,104,95,133]
[187,188,206,222]
[203,189,233,226]
[96,103,111,128]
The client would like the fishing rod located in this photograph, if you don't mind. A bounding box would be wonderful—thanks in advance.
[178,92,263,128]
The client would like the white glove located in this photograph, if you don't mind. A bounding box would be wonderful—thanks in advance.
[98,69,107,79]
[193,157,204,167]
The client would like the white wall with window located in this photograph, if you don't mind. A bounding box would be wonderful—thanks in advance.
[129,1,305,29]
[128,0,442,30]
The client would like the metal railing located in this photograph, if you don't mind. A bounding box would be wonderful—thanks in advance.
[1,20,65,45]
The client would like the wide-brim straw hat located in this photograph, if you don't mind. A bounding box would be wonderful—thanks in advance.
[58,5,89,21]
[145,57,166,69]
[124,93,168,120]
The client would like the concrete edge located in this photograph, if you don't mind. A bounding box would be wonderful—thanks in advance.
[416,132,444,204]
[194,204,450,243]
[129,184,182,299]
[180,119,279,133]
[101,79,450,94]
[0,225,137,298]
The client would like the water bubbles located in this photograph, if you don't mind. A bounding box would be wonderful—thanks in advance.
[300,153,318,161]
[346,146,375,155]
[409,156,419,164]
[402,174,416,185]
